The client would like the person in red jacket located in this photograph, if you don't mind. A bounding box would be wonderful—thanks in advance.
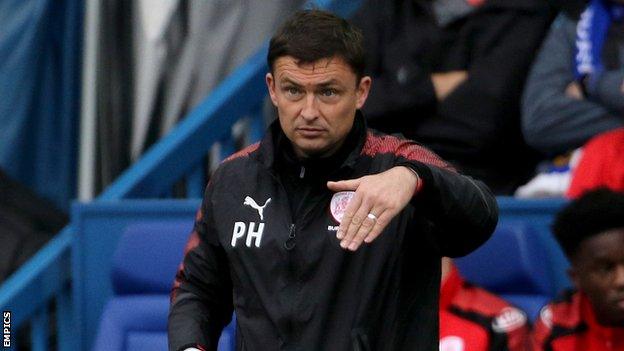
[567,128,624,198]
[531,188,624,350]
[440,257,530,351]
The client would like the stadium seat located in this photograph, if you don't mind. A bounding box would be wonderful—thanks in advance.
[455,221,553,321]
[93,221,236,350]
[93,295,236,351]
[111,221,193,294]
[502,294,550,322]
[93,295,169,351]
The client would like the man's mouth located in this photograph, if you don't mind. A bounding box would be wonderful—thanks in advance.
[296,127,324,137]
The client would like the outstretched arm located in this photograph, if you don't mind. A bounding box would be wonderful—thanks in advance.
[328,137,498,255]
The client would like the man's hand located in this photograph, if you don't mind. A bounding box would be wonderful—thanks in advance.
[431,71,468,101]
[565,81,584,100]
[326,166,420,251]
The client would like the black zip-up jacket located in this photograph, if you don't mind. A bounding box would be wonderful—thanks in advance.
[168,114,498,351]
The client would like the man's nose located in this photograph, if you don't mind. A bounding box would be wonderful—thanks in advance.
[300,94,319,120]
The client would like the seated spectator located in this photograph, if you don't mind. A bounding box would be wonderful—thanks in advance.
[531,189,624,350]
[440,257,530,351]
[352,0,555,194]
[522,0,624,161]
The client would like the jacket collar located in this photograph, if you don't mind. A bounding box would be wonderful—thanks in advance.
[580,292,624,343]
[252,110,368,174]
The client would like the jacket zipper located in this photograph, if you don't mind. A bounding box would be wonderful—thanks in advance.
[284,223,296,250]
[284,222,297,343]
[264,168,299,343]
[267,163,330,345]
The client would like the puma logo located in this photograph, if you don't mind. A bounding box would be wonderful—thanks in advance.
[243,196,271,221]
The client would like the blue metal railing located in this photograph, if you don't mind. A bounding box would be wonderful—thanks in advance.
[0,1,362,349]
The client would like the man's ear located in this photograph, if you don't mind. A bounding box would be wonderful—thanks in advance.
[355,76,372,109]
[266,73,278,107]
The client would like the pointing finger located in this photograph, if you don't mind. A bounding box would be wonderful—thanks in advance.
[340,199,372,250]
[337,192,362,240]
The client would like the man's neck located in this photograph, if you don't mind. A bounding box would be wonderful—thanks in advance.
[294,138,348,160]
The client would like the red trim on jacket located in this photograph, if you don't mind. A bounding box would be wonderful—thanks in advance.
[361,131,454,171]
[440,264,530,351]
[224,142,260,162]
[170,209,203,302]
[531,291,624,350]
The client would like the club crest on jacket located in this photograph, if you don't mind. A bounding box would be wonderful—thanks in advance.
[329,191,355,224]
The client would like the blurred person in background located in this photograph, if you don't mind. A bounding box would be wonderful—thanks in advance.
[531,188,624,350]
[523,0,624,156]
[519,0,624,198]
[352,0,555,195]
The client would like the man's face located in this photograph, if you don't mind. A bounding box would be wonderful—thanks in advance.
[569,228,624,326]
[266,56,371,158]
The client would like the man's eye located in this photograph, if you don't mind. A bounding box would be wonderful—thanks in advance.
[320,88,337,97]
[596,263,615,274]
[286,87,301,95]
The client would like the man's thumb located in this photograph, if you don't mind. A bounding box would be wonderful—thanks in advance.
[327,178,361,191]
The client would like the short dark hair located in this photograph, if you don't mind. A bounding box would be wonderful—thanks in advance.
[267,9,365,82]
[552,188,624,258]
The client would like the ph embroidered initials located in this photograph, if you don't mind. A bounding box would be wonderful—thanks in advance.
[231,222,265,248]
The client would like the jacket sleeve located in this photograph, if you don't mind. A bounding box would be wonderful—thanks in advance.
[394,143,498,257]
[522,14,624,156]
[588,70,624,114]
[168,181,233,351]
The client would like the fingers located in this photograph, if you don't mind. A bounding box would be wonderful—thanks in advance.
[331,167,418,252]
[339,200,372,250]
[327,178,361,192]
[364,210,393,244]
[336,192,362,240]
[345,207,386,251]
[340,203,384,251]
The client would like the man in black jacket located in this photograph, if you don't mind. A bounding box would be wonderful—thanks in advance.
[352,0,555,194]
[168,10,498,351]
